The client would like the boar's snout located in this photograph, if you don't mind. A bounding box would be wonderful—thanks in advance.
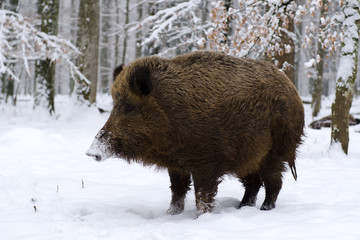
[86,150,102,161]
[86,132,113,161]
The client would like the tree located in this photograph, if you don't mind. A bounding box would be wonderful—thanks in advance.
[304,0,329,117]
[75,0,100,104]
[135,0,143,59]
[331,0,360,154]
[274,10,295,83]
[122,0,130,64]
[34,0,59,115]
[99,0,114,93]
[222,0,232,46]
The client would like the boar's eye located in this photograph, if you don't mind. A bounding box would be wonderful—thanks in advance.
[119,103,135,115]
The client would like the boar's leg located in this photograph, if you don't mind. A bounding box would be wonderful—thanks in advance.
[260,155,284,210]
[238,172,262,208]
[192,170,222,215]
[166,169,191,215]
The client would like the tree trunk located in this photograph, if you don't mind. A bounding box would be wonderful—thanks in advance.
[2,0,19,106]
[135,0,143,59]
[115,0,120,65]
[5,78,14,104]
[1,74,5,99]
[222,0,232,46]
[331,1,360,154]
[100,0,112,93]
[76,0,100,104]
[312,2,327,117]
[276,17,295,84]
[34,0,59,115]
[68,0,80,95]
[122,0,130,64]
[200,0,209,49]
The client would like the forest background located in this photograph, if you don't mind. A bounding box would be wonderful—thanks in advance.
[0,0,359,154]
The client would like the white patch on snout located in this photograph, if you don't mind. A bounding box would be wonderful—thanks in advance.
[86,136,113,161]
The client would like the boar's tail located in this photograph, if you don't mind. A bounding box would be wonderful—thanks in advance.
[289,163,297,181]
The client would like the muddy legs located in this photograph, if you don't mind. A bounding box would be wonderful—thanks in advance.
[167,169,221,215]
[166,169,191,215]
[192,172,221,215]
[167,158,285,215]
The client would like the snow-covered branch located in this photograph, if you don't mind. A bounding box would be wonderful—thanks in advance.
[132,0,204,56]
[0,9,87,83]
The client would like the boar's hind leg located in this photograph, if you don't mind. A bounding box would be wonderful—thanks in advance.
[166,169,191,215]
[238,172,262,208]
[260,155,285,210]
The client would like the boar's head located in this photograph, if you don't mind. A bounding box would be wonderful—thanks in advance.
[86,59,172,163]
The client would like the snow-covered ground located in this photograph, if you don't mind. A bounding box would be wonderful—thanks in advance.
[1,95,360,240]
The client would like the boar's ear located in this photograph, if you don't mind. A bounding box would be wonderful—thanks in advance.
[113,64,123,82]
[129,66,152,96]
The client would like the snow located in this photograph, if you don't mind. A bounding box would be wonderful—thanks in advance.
[1,96,360,240]
[333,0,360,85]
[304,58,315,68]
[336,54,355,87]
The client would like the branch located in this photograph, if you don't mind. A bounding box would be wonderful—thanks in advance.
[0,9,86,83]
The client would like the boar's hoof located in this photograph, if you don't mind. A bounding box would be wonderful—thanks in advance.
[166,204,184,215]
[238,200,256,209]
[260,202,275,211]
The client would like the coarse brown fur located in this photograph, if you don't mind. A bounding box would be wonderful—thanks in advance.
[88,51,305,215]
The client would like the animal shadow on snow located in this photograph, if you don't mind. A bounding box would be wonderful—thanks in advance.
[71,197,257,221]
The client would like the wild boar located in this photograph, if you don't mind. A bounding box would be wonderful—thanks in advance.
[86,51,304,215]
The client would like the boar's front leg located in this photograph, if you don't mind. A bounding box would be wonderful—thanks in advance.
[166,169,191,215]
[192,170,222,216]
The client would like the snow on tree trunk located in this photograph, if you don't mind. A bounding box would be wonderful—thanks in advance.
[75,0,100,105]
[331,0,360,154]
[34,0,59,115]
